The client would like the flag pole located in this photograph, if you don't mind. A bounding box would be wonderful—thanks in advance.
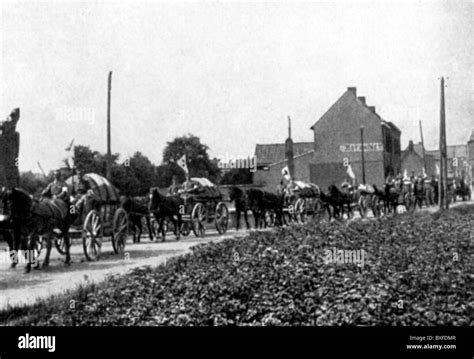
[439,77,448,209]
[360,126,366,184]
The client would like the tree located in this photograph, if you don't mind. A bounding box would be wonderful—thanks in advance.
[19,171,48,196]
[113,152,158,196]
[162,134,221,183]
[220,168,253,185]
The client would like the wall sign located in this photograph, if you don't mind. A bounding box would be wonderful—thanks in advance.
[339,143,384,152]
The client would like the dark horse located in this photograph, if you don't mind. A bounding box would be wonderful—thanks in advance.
[122,196,154,243]
[4,188,75,272]
[0,188,24,263]
[328,184,353,219]
[228,186,250,230]
[245,188,285,228]
[148,188,183,241]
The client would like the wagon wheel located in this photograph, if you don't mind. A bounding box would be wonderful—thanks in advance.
[82,210,102,261]
[215,202,229,235]
[312,198,324,220]
[358,194,369,218]
[264,209,276,227]
[191,203,206,238]
[295,198,306,224]
[112,208,128,255]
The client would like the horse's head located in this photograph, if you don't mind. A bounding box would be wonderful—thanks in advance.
[229,186,243,201]
[5,187,33,218]
[148,187,163,212]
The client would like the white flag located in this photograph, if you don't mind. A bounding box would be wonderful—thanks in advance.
[403,169,408,180]
[65,139,75,169]
[346,164,355,180]
[281,166,291,180]
[177,154,189,174]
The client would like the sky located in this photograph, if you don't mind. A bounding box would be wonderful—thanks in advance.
[1,0,473,173]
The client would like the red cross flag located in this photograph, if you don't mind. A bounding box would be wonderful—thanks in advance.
[177,154,189,174]
[281,166,291,181]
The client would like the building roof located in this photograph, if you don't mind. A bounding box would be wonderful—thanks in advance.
[310,87,400,133]
[426,145,467,160]
[255,142,314,165]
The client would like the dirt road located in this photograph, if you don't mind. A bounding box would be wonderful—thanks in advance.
[0,229,250,310]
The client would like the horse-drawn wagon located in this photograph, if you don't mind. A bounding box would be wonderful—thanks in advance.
[62,173,129,261]
[179,178,229,237]
[149,178,229,239]
[284,181,323,224]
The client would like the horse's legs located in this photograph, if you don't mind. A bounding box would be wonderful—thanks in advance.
[158,217,166,241]
[145,216,154,241]
[136,217,143,243]
[42,234,52,269]
[253,210,259,229]
[175,214,182,240]
[243,209,250,229]
[235,209,241,231]
[63,230,71,265]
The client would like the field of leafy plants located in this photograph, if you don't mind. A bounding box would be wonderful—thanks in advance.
[1,205,472,326]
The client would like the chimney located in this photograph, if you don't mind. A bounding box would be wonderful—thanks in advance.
[358,96,366,105]
[347,87,357,95]
[368,106,376,113]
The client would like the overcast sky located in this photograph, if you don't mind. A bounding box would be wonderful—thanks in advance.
[1,0,473,173]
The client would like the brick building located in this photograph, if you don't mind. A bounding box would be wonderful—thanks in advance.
[0,109,20,188]
[253,87,402,191]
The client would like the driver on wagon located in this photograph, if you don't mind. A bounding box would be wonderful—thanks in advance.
[42,170,68,200]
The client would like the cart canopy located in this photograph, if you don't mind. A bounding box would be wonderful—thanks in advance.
[66,173,121,204]
[186,177,222,200]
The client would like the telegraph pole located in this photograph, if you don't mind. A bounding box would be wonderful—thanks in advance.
[106,71,112,181]
[419,120,427,173]
[360,126,366,184]
[439,77,448,209]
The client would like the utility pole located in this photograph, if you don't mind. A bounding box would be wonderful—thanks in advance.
[106,71,112,181]
[285,116,295,180]
[360,126,366,184]
[439,77,448,209]
[419,120,427,174]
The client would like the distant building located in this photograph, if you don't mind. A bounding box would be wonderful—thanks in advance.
[253,87,402,191]
[402,130,474,186]
[401,140,436,177]
[0,108,20,188]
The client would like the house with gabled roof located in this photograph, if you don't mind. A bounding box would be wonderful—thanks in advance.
[253,87,402,190]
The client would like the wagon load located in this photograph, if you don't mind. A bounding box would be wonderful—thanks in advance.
[186,177,222,200]
[293,180,320,198]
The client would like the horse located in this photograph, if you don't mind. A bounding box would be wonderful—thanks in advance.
[381,183,399,214]
[245,188,285,228]
[328,184,353,219]
[4,188,75,273]
[122,196,154,243]
[455,179,471,201]
[413,178,425,209]
[229,186,250,230]
[0,188,25,266]
[148,188,183,241]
